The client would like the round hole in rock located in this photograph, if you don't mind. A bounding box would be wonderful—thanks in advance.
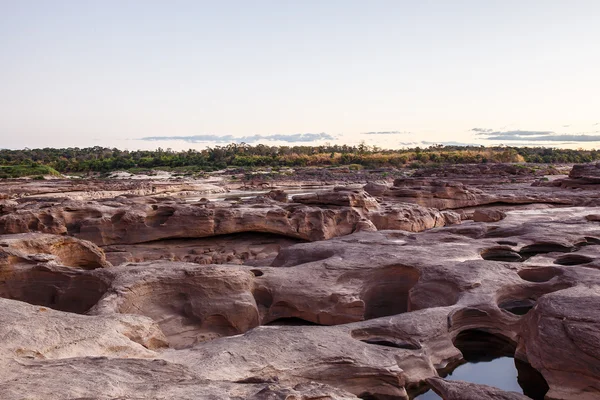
[413,330,549,399]
[583,236,600,245]
[250,269,264,277]
[520,242,574,256]
[518,267,562,283]
[554,254,594,266]
[408,280,460,311]
[0,268,109,314]
[481,247,523,262]
[361,265,420,319]
[498,299,536,316]
[144,206,176,227]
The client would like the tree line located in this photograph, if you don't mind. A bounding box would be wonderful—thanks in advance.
[1,144,599,175]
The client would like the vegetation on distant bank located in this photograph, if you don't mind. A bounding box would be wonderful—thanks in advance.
[0,144,599,176]
[0,163,61,179]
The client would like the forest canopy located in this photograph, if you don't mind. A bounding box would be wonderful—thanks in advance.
[0,144,598,177]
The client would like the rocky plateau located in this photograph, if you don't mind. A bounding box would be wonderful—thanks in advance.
[1,163,600,399]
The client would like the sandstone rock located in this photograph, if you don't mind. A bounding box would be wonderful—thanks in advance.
[0,177,226,201]
[473,209,507,222]
[388,179,493,209]
[569,162,600,180]
[0,297,166,360]
[292,188,380,210]
[516,286,600,400]
[413,163,560,180]
[368,203,458,231]
[363,181,390,197]
[265,189,288,202]
[0,357,360,400]
[162,324,410,399]
[377,176,600,210]
[102,232,300,266]
[0,233,113,313]
[585,214,600,222]
[426,378,531,400]
[0,198,367,244]
[2,190,600,400]
[90,262,260,348]
[0,189,462,246]
[0,233,111,269]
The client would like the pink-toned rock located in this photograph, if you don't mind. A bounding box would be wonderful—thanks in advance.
[516,286,600,400]
[90,262,260,348]
[426,378,530,400]
[473,209,507,222]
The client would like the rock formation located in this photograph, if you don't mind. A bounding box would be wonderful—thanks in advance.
[1,166,600,399]
[0,189,459,246]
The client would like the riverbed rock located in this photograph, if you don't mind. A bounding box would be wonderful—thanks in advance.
[473,209,507,222]
[569,162,600,181]
[0,189,462,246]
[0,232,111,269]
[426,378,531,400]
[292,187,380,210]
[0,297,166,360]
[90,262,260,348]
[3,171,600,399]
[516,286,600,400]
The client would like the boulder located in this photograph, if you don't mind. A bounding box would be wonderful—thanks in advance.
[516,286,600,400]
[426,378,531,400]
[473,209,507,222]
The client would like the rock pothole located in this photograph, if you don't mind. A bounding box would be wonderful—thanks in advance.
[144,206,176,227]
[361,265,421,319]
[481,247,523,262]
[482,239,599,263]
[553,254,594,266]
[498,299,536,315]
[518,267,563,282]
[0,267,110,314]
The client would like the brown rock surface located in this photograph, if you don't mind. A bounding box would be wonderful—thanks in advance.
[2,173,600,399]
[90,262,261,348]
[102,232,301,266]
[426,378,530,400]
[0,297,166,360]
[0,177,226,200]
[0,232,111,269]
[473,208,507,222]
[569,162,600,181]
[366,174,600,211]
[0,188,459,246]
[1,357,359,400]
[516,286,600,400]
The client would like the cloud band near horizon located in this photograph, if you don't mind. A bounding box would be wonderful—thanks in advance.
[474,128,600,142]
[139,133,335,144]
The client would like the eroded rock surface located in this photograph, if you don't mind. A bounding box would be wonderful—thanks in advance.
[516,286,600,400]
[1,171,600,399]
[0,189,458,246]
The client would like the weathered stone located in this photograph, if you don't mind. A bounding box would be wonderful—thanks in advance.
[516,286,600,400]
[426,378,531,400]
[473,209,507,222]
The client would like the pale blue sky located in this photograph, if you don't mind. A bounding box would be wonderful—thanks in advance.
[1,0,599,150]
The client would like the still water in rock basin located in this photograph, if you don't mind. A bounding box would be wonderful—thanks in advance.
[415,357,528,399]
[414,330,548,399]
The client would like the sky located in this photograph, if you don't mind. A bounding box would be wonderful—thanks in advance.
[1,0,599,150]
